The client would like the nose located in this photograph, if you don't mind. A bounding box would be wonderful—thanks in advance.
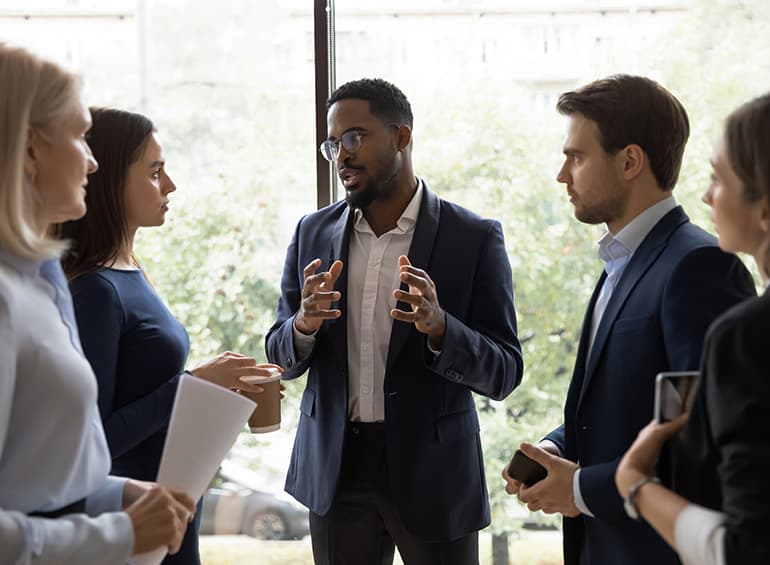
[701,184,714,206]
[556,160,569,184]
[162,172,177,194]
[86,144,98,174]
[335,144,353,165]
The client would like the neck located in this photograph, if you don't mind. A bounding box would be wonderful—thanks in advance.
[754,239,770,287]
[607,188,672,235]
[110,228,138,269]
[362,173,418,237]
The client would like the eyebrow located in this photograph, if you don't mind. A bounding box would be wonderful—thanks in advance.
[148,160,164,168]
[562,146,583,156]
[328,126,366,141]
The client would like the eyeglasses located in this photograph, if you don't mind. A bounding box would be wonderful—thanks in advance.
[319,123,400,162]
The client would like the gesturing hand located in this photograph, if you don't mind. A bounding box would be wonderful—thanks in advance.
[295,258,344,335]
[390,255,446,349]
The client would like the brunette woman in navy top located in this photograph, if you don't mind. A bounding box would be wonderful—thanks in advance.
[54,108,281,564]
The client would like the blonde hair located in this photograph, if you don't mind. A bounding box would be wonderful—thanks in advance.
[0,43,81,260]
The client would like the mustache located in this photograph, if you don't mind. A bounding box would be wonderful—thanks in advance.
[338,159,364,172]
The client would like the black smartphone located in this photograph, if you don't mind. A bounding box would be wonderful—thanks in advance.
[654,371,699,423]
[507,449,548,485]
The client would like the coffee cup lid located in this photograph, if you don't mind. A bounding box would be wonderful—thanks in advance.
[241,367,281,384]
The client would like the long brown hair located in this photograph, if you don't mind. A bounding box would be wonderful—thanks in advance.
[53,107,154,279]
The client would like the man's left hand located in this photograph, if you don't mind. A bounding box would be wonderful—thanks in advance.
[516,442,581,517]
[391,255,446,349]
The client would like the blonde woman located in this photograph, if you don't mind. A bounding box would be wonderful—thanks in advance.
[0,44,194,564]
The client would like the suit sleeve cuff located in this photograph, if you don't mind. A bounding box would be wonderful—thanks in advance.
[573,469,595,517]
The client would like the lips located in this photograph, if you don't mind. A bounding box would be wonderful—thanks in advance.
[339,167,364,190]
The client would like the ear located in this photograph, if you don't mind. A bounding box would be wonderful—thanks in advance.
[23,127,39,180]
[618,144,645,181]
[758,196,770,234]
[395,124,412,152]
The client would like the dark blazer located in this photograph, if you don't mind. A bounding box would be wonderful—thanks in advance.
[544,206,755,565]
[265,182,523,542]
[675,290,770,565]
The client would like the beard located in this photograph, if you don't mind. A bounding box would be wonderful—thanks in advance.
[344,154,400,210]
[572,185,629,226]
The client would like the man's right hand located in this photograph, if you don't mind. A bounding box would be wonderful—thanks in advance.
[126,485,195,555]
[502,441,560,496]
[294,259,344,335]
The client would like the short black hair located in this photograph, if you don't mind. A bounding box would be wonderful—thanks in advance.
[557,74,690,191]
[328,78,413,128]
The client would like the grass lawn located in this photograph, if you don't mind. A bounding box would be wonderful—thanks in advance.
[200,531,563,564]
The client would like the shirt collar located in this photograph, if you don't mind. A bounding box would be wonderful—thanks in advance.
[596,196,677,270]
[613,196,678,253]
[0,246,44,278]
[353,179,423,235]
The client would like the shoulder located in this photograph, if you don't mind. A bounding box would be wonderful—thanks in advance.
[664,220,741,272]
[0,263,28,324]
[433,195,501,240]
[709,293,770,343]
[296,200,348,231]
[0,267,16,325]
[439,199,494,227]
[666,219,720,257]
[69,270,123,308]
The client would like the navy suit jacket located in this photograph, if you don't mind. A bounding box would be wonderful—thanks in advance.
[265,182,523,541]
[544,206,755,565]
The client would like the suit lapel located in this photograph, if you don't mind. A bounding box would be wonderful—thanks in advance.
[328,206,354,371]
[385,181,441,373]
[577,206,689,408]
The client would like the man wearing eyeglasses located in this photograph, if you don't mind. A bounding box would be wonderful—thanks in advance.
[266,78,523,565]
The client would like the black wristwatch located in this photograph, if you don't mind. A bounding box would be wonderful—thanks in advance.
[623,476,661,521]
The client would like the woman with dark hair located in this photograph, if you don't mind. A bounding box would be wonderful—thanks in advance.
[616,93,770,565]
[54,107,280,564]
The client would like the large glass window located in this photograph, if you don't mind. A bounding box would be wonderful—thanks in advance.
[4,0,768,562]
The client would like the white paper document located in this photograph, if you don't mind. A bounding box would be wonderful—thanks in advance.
[134,373,256,565]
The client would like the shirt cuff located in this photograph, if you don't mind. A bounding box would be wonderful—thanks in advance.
[538,439,563,457]
[86,475,127,516]
[674,504,726,565]
[292,320,316,360]
[572,469,595,518]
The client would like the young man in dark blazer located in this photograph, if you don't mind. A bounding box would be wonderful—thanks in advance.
[266,78,523,565]
[502,75,755,565]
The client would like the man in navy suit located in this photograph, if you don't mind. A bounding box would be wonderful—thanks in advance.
[266,78,523,565]
[502,75,755,564]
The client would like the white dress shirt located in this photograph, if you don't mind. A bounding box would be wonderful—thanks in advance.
[572,196,679,517]
[294,182,423,422]
[0,248,133,564]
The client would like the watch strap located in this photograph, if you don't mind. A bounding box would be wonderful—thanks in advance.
[623,476,661,521]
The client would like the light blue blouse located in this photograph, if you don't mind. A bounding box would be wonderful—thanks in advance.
[0,248,133,564]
